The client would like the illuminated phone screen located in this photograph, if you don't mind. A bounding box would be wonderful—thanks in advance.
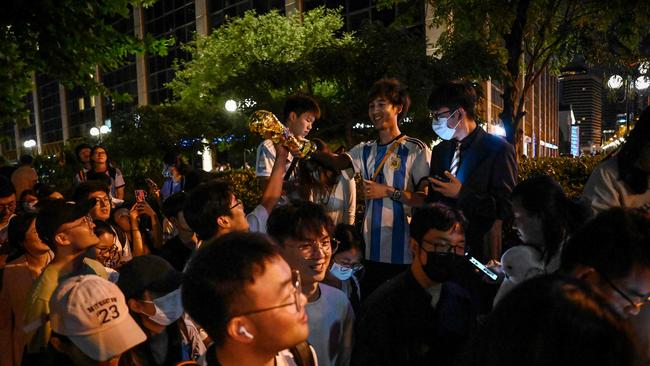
[467,255,498,281]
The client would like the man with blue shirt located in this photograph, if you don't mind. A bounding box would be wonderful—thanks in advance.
[311,78,431,295]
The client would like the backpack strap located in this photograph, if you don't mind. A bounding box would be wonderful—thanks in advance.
[289,341,316,366]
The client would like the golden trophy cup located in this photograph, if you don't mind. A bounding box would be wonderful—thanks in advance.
[248,110,316,158]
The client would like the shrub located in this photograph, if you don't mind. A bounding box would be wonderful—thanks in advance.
[517,155,603,199]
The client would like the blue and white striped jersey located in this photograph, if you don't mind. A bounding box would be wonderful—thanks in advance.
[345,134,431,264]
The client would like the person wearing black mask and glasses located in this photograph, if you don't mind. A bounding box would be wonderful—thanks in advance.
[352,203,477,366]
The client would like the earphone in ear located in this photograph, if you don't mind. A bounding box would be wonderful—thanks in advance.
[238,326,254,340]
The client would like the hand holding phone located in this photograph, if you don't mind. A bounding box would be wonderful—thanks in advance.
[135,189,146,203]
[466,254,499,281]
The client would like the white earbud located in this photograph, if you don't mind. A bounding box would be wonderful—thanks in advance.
[239,326,254,340]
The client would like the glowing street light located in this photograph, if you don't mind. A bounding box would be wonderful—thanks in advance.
[225,99,237,112]
[607,75,624,89]
[635,76,650,91]
[23,139,36,148]
[90,127,100,136]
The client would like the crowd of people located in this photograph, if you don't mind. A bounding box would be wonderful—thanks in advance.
[0,78,649,366]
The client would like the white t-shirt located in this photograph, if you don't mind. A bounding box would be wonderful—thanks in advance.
[344,135,431,264]
[256,139,295,178]
[276,346,319,366]
[247,204,270,233]
[582,157,650,214]
[305,284,354,366]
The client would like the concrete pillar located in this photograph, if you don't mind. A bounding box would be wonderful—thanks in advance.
[486,78,492,126]
[134,6,149,106]
[195,0,210,36]
[13,122,21,158]
[31,73,43,154]
[93,66,105,128]
[59,83,70,142]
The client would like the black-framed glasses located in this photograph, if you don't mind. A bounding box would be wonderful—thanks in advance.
[231,270,303,317]
[598,270,650,310]
[421,239,465,256]
[94,196,111,207]
[230,199,242,210]
[58,215,94,234]
[430,108,458,122]
[296,238,339,258]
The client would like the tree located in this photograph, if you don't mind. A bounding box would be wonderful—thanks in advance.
[0,0,173,127]
[168,6,440,147]
[405,0,650,147]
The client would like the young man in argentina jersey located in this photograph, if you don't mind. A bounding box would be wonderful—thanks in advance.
[311,78,431,296]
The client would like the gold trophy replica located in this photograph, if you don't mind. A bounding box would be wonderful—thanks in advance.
[248,110,316,158]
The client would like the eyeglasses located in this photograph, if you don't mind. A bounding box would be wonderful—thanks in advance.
[430,108,458,122]
[421,239,465,256]
[232,270,303,317]
[230,199,242,210]
[0,200,16,212]
[598,270,650,310]
[58,215,94,234]
[295,238,339,258]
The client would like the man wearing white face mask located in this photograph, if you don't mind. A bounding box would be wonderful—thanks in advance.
[117,255,207,365]
[425,80,517,263]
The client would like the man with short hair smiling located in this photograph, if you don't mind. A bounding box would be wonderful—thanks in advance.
[23,200,108,361]
[352,204,476,366]
[183,144,289,239]
[182,232,315,366]
[268,200,354,366]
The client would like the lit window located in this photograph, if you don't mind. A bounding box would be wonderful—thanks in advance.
[78,98,85,110]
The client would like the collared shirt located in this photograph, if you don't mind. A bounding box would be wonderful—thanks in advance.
[345,135,431,264]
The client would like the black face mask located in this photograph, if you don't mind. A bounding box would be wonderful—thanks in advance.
[422,252,464,283]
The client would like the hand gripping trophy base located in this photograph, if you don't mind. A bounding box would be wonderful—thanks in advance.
[248,110,315,158]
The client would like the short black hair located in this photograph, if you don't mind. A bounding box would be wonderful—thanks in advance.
[333,224,365,255]
[283,94,321,122]
[367,78,410,122]
[183,180,233,241]
[93,220,114,237]
[74,143,92,161]
[182,232,281,346]
[19,155,33,165]
[162,191,187,219]
[0,176,15,198]
[561,208,650,280]
[267,200,334,246]
[428,80,478,119]
[409,203,467,244]
[72,180,110,203]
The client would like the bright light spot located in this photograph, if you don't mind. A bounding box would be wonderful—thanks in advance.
[607,75,623,89]
[640,62,650,75]
[225,100,237,112]
[90,127,100,136]
[23,139,36,148]
[99,125,110,134]
[492,125,507,137]
[243,98,257,108]
[635,76,650,90]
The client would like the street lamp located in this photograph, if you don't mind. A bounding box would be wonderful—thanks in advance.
[90,125,111,140]
[607,63,650,135]
[225,99,237,112]
[23,139,36,155]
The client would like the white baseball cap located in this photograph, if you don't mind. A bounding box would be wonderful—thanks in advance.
[49,275,147,361]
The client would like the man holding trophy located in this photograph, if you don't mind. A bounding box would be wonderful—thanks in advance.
[254,95,321,192]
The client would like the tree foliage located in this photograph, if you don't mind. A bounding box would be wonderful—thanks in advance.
[404,0,650,146]
[168,7,440,147]
[0,0,173,127]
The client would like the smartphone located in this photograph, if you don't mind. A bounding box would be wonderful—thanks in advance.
[135,189,146,203]
[431,174,450,183]
[466,254,498,281]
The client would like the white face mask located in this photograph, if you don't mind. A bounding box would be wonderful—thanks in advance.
[143,288,184,326]
[329,262,355,281]
[431,109,461,140]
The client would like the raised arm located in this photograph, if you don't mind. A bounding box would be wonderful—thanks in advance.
[259,144,290,213]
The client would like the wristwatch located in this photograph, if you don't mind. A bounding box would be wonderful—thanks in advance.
[391,189,402,201]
